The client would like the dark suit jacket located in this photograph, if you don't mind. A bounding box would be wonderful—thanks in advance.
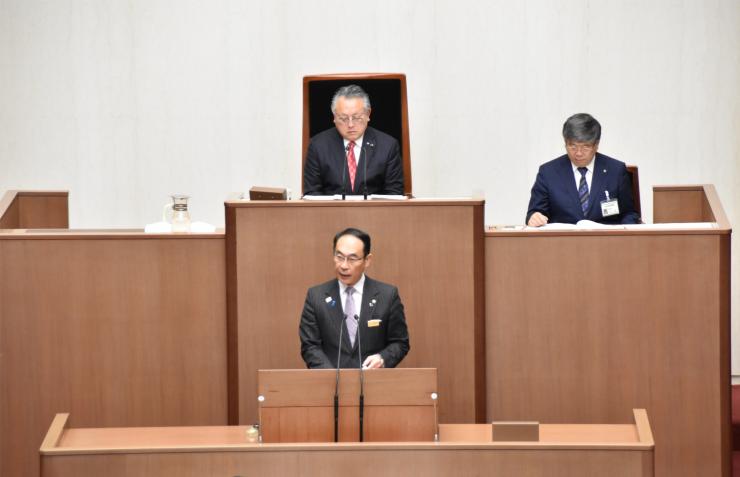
[299,276,410,369]
[526,153,640,225]
[303,126,405,196]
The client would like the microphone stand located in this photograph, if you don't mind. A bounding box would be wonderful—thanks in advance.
[341,143,350,200]
[355,315,365,442]
[334,319,344,442]
[362,143,371,200]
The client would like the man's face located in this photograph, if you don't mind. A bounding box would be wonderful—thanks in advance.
[565,140,599,167]
[333,97,370,142]
[333,234,371,286]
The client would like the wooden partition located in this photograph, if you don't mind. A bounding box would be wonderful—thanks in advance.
[0,190,69,229]
[258,368,437,442]
[653,184,726,223]
[0,230,228,477]
[225,199,485,426]
[484,185,731,477]
[39,410,654,477]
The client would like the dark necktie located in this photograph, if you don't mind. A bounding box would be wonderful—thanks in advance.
[578,167,589,214]
[344,287,357,347]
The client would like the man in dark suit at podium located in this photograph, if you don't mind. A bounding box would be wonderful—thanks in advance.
[526,113,640,226]
[299,228,410,369]
[303,84,405,196]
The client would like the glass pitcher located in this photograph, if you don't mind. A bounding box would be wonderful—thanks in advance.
[163,194,191,232]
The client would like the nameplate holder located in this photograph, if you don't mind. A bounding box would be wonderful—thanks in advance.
[249,186,287,200]
[491,421,539,442]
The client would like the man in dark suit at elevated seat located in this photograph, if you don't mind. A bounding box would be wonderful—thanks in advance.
[303,84,405,196]
[299,228,410,369]
[526,113,640,226]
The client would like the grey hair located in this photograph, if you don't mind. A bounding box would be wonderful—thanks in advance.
[562,113,601,143]
[330,84,371,114]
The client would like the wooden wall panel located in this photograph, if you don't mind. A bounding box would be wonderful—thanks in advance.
[0,234,228,477]
[226,200,485,426]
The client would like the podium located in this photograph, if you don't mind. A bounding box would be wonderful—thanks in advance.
[225,198,485,426]
[257,368,437,442]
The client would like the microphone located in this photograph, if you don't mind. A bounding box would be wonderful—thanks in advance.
[334,316,344,443]
[362,141,374,200]
[354,314,365,442]
[341,143,350,200]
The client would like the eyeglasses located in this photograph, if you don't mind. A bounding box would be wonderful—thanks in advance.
[334,115,367,125]
[333,252,365,265]
[565,142,597,153]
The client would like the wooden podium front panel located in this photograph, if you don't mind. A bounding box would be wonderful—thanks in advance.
[485,225,730,477]
[0,233,228,477]
[226,199,485,425]
[258,369,437,442]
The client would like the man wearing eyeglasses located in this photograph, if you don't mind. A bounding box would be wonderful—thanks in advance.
[303,84,405,196]
[299,228,410,369]
[526,113,640,226]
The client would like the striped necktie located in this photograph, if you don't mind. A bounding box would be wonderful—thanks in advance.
[578,167,589,214]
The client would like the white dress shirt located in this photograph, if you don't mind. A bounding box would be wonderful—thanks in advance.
[571,160,594,192]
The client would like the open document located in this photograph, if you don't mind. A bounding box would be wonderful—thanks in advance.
[301,194,407,201]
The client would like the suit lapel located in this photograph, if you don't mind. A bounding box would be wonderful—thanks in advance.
[322,281,349,351]
[587,154,607,218]
[556,157,583,218]
[355,128,376,195]
[331,131,350,194]
[356,277,379,354]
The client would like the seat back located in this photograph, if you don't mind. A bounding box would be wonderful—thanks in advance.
[302,73,411,196]
[626,164,641,218]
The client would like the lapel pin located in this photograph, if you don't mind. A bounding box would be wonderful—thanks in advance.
[603,169,607,173]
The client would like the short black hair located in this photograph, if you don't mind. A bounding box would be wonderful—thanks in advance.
[333,227,371,256]
[562,113,601,143]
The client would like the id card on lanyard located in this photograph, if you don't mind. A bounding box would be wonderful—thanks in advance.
[600,191,619,217]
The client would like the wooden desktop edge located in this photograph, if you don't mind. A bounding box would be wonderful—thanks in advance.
[224,198,485,208]
[39,413,70,452]
[0,229,225,240]
[633,409,654,446]
[39,409,653,456]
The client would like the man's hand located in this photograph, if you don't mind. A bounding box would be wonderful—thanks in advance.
[362,354,384,369]
[527,212,549,227]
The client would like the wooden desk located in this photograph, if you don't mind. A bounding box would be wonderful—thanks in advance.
[39,410,654,477]
[225,198,486,426]
[485,185,731,477]
[0,228,228,477]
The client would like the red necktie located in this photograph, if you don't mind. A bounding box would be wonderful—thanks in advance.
[347,141,357,190]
